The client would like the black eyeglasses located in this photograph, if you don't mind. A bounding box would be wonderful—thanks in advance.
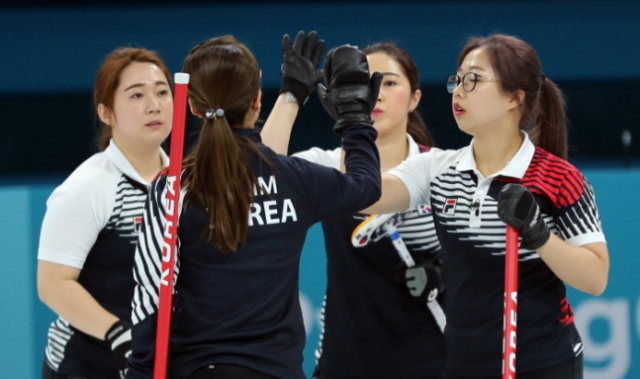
[446,72,500,93]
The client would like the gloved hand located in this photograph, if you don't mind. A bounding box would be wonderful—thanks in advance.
[317,45,383,133]
[280,30,325,107]
[105,319,132,379]
[405,260,444,304]
[497,183,550,250]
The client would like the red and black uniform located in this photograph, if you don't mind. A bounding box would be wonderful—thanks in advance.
[390,133,604,378]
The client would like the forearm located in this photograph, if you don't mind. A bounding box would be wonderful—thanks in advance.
[360,173,411,215]
[40,278,118,339]
[260,93,299,155]
[537,234,609,296]
[339,125,382,209]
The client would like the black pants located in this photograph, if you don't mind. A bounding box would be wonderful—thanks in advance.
[443,353,583,379]
[42,360,86,379]
[183,364,279,379]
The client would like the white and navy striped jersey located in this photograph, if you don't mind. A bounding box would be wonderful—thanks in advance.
[127,127,381,379]
[37,140,168,378]
[390,132,605,377]
[295,134,445,378]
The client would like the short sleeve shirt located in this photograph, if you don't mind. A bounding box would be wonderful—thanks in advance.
[38,140,168,377]
[389,133,605,376]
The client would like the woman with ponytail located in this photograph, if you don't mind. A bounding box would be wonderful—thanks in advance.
[363,34,609,379]
[262,40,445,379]
[127,35,382,379]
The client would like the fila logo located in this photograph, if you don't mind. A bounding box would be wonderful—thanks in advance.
[443,198,457,215]
[134,216,143,233]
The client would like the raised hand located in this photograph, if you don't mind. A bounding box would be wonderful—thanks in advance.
[317,44,382,133]
[280,30,325,107]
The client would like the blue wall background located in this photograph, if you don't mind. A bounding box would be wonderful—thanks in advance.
[1,170,639,379]
[2,1,640,95]
[2,1,640,378]
[3,1,640,177]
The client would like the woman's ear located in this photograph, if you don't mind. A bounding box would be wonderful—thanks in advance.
[189,98,202,118]
[253,91,262,112]
[409,89,422,113]
[97,104,112,125]
[510,90,525,110]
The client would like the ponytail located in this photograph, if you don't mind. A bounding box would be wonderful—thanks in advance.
[407,111,435,147]
[182,36,265,253]
[530,78,568,159]
[183,114,256,253]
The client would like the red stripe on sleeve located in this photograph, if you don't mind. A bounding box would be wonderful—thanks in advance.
[521,148,584,208]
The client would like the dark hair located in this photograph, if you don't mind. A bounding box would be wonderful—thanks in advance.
[363,43,434,147]
[94,47,172,151]
[458,34,567,159]
[182,35,266,253]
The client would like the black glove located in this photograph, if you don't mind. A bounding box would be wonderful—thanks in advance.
[317,45,383,133]
[280,30,325,107]
[405,261,444,304]
[497,183,550,250]
[105,319,131,379]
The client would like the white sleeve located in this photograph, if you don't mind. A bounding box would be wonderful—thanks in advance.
[555,175,607,246]
[37,169,115,269]
[388,151,434,209]
[292,147,340,168]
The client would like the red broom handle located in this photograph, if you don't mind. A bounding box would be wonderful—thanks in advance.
[503,225,519,379]
[153,72,189,379]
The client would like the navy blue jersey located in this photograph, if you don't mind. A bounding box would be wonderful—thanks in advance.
[127,127,381,379]
[318,211,445,379]
[38,141,168,378]
[390,134,605,377]
[296,138,445,378]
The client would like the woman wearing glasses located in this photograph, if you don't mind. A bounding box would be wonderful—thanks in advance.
[262,40,445,379]
[364,34,609,379]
